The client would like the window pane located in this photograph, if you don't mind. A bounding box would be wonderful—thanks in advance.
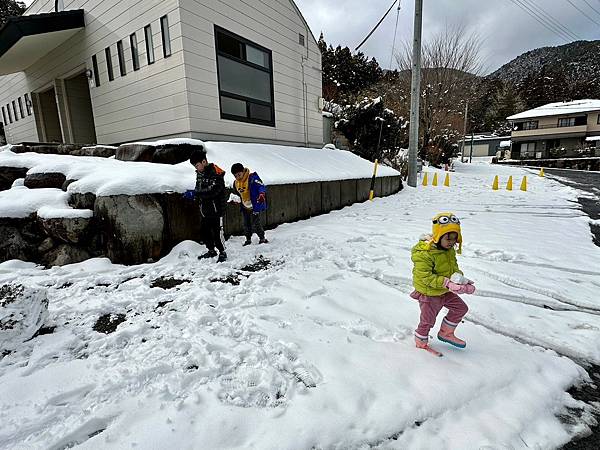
[1,106,7,124]
[130,33,140,71]
[117,40,126,76]
[24,93,32,115]
[249,102,271,122]
[7,104,13,123]
[105,47,114,81]
[92,54,100,86]
[218,56,271,102]
[161,16,171,57]
[216,31,242,59]
[246,45,269,68]
[145,25,155,64]
[18,97,24,118]
[12,101,18,121]
[221,96,247,118]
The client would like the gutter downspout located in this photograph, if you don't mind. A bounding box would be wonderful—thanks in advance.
[301,21,310,147]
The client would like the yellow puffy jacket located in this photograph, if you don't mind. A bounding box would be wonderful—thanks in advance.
[411,238,462,296]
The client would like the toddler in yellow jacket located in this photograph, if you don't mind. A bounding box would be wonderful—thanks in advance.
[410,212,476,356]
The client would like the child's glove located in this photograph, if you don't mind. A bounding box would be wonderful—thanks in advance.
[257,192,266,203]
[444,278,476,295]
[183,189,196,200]
[228,193,241,204]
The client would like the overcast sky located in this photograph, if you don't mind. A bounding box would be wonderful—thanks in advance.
[24,0,600,74]
[294,0,600,74]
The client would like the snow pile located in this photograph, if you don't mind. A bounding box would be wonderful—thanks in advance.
[0,187,73,219]
[507,99,600,120]
[0,161,599,448]
[585,136,600,142]
[0,284,48,351]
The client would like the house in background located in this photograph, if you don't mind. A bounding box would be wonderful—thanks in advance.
[0,0,323,147]
[506,100,600,159]
[462,134,511,158]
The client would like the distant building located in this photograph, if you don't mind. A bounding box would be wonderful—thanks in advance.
[506,100,600,159]
[462,134,511,157]
[0,0,323,147]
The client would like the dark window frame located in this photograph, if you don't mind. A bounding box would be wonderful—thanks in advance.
[24,93,32,115]
[558,117,576,128]
[105,46,114,81]
[598,114,600,125]
[92,54,100,86]
[1,106,7,125]
[6,104,13,123]
[117,40,126,76]
[145,24,155,65]
[12,101,18,121]
[161,15,171,58]
[523,120,538,130]
[130,32,140,71]
[214,25,275,127]
[299,33,305,46]
[17,97,24,119]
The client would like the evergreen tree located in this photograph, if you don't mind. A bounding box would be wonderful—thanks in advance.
[1,0,26,28]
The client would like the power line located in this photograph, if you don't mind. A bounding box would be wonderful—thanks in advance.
[355,0,399,51]
[565,0,600,27]
[507,0,573,42]
[389,1,402,69]
[579,0,600,19]
[522,0,582,40]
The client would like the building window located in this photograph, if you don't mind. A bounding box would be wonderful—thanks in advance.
[558,117,575,127]
[117,40,126,76]
[299,33,305,46]
[24,93,32,115]
[130,33,140,71]
[214,26,275,126]
[520,142,536,158]
[598,114,600,124]
[12,101,18,121]
[17,97,24,119]
[523,121,538,130]
[92,55,100,86]
[161,15,171,58]
[1,106,7,125]
[6,105,12,123]
[105,47,114,81]
[145,24,155,64]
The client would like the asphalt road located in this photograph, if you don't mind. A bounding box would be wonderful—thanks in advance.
[539,168,600,247]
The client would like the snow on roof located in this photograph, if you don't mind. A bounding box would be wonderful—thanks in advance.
[507,99,600,120]
[0,140,399,199]
[585,136,600,142]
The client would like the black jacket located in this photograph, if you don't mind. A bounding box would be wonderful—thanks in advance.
[195,163,226,217]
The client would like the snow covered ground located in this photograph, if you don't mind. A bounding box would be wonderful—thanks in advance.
[1,160,599,449]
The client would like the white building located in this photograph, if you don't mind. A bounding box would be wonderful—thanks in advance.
[0,0,323,147]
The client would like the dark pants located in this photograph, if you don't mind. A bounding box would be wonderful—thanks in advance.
[242,209,265,240]
[201,216,225,253]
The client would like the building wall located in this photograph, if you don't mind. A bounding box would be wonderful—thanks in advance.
[588,112,600,133]
[0,0,189,145]
[65,73,97,143]
[179,0,323,147]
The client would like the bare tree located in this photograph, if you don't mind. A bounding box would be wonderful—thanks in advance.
[394,24,485,163]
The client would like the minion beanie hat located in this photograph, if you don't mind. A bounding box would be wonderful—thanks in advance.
[431,212,462,253]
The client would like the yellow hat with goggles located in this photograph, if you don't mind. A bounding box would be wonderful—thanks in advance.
[431,212,462,253]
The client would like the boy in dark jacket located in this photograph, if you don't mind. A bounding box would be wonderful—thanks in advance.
[231,163,268,245]
[185,149,227,262]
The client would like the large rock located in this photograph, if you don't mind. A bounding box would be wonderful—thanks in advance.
[0,166,28,190]
[75,146,117,158]
[24,172,66,189]
[68,192,96,210]
[95,195,164,264]
[43,244,91,267]
[0,226,36,262]
[0,284,48,351]
[116,143,200,165]
[156,193,202,248]
[38,215,92,244]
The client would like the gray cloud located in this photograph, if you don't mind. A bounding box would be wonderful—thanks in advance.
[295,0,600,73]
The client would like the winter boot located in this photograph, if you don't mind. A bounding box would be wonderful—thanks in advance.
[259,238,269,244]
[243,238,252,246]
[198,250,217,260]
[217,252,227,263]
[437,320,466,348]
[415,335,443,357]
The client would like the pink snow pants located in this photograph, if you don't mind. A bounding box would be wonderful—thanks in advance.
[410,290,468,339]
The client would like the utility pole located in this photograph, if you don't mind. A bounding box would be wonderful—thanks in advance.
[460,100,469,163]
[407,0,424,187]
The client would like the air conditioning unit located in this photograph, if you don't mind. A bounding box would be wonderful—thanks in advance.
[318,97,325,111]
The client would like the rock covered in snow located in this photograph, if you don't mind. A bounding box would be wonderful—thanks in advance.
[0,284,48,351]
[115,142,199,165]
[38,215,93,244]
[0,166,28,191]
[24,172,67,190]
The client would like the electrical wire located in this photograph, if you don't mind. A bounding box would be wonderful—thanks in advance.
[507,0,573,42]
[565,0,600,26]
[389,1,402,69]
[522,0,582,40]
[579,0,600,19]
[355,0,399,51]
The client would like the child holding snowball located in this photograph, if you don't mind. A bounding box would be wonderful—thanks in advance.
[410,212,476,356]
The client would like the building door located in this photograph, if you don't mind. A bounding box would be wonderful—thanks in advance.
[64,72,97,144]
[37,87,63,143]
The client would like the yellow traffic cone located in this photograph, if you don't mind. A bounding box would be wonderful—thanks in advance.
[422,172,428,186]
[506,175,513,191]
[444,173,450,187]
[520,176,527,191]
[539,167,545,177]
[492,175,499,191]
[432,173,438,186]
